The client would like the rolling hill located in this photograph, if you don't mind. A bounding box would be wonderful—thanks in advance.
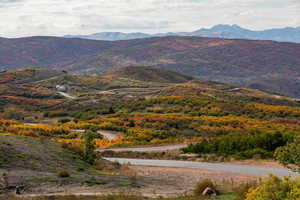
[0,67,299,120]
[0,68,62,84]
[0,36,300,97]
[102,66,194,83]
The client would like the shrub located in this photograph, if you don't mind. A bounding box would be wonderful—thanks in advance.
[45,111,69,118]
[194,179,216,196]
[60,141,84,156]
[59,132,77,139]
[58,118,71,124]
[245,175,300,200]
[274,137,300,171]
[183,131,288,159]
[234,148,272,160]
[85,177,105,185]
[57,170,70,178]
[85,130,102,139]
[83,130,97,164]
[235,182,259,200]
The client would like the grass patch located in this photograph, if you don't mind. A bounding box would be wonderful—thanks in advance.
[24,177,106,185]
[115,180,140,188]
[216,193,238,200]
[24,177,59,183]
[0,156,7,167]
[116,180,133,187]
[10,193,239,200]
[84,177,106,185]
[95,170,120,175]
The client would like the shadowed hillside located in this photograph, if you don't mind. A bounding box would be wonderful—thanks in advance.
[102,66,193,83]
[0,37,114,71]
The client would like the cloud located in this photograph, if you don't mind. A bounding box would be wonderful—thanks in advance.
[0,0,299,37]
[0,0,23,3]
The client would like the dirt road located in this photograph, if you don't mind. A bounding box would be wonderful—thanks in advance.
[98,144,188,152]
[105,157,299,178]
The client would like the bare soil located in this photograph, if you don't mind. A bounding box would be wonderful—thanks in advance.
[228,160,286,169]
[1,165,257,199]
[127,165,257,194]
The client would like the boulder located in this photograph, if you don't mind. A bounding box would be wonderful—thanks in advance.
[202,187,217,196]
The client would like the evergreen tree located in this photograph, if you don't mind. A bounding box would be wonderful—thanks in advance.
[83,130,97,164]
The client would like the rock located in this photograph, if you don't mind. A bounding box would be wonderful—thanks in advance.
[202,187,217,196]
[0,173,9,189]
[15,185,25,195]
[56,85,67,92]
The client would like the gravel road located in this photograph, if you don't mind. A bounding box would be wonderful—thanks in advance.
[98,144,188,152]
[105,157,299,178]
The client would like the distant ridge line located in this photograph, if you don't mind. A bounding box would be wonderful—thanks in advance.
[64,24,300,43]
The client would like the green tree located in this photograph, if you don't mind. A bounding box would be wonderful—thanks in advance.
[274,137,300,172]
[128,120,135,127]
[83,130,97,164]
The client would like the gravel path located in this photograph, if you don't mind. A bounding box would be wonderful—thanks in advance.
[98,144,188,152]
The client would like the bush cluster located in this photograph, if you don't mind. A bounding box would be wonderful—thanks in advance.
[183,131,289,159]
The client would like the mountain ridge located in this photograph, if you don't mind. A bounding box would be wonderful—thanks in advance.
[64,24,300,43]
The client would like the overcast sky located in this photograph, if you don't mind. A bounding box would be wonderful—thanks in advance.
[0,0,299,37]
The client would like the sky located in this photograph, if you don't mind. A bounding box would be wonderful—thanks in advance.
[0,0,299,37]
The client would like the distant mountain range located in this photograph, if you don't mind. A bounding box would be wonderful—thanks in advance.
[64,24,300,43]
[0,36,300,98]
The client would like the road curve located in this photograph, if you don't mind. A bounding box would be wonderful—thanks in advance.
[58,92,77,99]
[97,144,188,152]
[104,157,299,178]
[97,130,119,140]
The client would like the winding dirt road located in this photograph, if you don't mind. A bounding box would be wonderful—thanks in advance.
[97,144,188,152]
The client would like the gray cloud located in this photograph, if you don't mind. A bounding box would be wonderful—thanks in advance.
[0,0,299,37]
[0,0,23,3]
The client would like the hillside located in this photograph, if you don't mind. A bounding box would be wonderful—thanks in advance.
[0,36,299,97]
[0,68,63,84]
[1,67,299,123]
[0,67,188,120]
[1,66,300,147]
[0,134,90,172]
[0,36,300,98]
[248,78,300,99]
[1,67,300,198]
[0,36,115,71]
[102,66,193,83]
[0,133,151,197]
[37,66,181,93]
